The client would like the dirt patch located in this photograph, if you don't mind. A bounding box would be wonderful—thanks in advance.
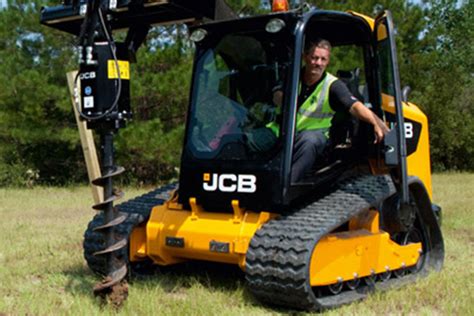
[95,278,129,309]
[107,281,129,308]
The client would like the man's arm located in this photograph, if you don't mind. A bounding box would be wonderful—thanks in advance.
[349,102,389,143]
[328,80,389,143]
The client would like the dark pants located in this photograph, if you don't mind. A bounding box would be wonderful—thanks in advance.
[291,130,328,183]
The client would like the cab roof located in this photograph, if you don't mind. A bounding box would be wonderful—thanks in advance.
[194,9,374,47]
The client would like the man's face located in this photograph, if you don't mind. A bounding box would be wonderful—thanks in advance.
[304,46,330,78]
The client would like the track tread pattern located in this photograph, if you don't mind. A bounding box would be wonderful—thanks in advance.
[245,175,395,311]
[83,183,177,276]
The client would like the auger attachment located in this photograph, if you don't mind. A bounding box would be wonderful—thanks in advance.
[91,131,129,307]
[59,0,134,306]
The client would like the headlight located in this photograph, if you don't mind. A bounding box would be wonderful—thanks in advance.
[189,28,207,42]
[265,18,286,33]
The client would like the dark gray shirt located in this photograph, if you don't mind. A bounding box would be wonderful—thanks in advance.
[298,72,357,112]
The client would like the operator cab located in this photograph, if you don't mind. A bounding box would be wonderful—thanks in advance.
[292,12,376,186]
[179,10,382,212]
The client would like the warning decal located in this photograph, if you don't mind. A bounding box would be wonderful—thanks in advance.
[108,60,130,80]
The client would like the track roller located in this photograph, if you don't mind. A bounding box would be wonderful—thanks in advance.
[328,278,344,295]
[378,267,392,282]
[346,275,360,290]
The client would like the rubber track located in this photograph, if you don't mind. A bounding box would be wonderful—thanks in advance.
[245,175,396,311]
[83,183,177,276]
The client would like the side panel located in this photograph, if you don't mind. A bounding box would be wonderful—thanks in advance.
[310,210,421,286]
[382,94,433,198]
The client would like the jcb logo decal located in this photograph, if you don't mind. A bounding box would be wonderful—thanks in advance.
[79,71,96,80]
[203,173,257,193]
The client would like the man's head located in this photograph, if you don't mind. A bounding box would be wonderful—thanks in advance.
[303,38,332,81]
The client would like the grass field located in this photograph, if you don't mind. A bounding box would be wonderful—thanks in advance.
[0,173,472,315]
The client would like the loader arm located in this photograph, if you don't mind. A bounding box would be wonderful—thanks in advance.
[41,0,236,35]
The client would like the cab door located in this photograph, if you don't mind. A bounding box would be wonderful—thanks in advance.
[374,10,410,203]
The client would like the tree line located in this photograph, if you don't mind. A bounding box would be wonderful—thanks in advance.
[0,0,472,187]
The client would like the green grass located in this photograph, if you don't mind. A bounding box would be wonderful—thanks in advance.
[0,173,473,315]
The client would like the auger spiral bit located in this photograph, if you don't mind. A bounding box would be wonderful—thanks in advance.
[92,131,129,307]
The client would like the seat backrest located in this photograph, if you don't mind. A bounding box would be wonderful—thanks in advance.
[328,68,364,150]
[336,68,365,102]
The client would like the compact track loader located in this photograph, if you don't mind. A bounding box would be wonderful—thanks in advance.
[41,0,444,310]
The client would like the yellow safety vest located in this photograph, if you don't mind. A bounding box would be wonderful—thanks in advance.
[268,72,338,136]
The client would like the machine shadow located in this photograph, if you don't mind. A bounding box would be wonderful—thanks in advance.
[62,260,258,300]
[130,260,246,292]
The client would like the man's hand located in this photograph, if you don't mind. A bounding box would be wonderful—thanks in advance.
[349,102,389,144]
[373,121,389,144]
[273,90,283,107]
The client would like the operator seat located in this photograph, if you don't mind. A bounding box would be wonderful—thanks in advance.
[327,68,366,159]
